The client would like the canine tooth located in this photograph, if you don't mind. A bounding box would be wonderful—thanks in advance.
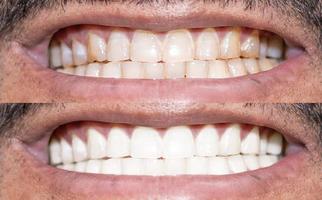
[196,28,220,60]
[74,161,87,173]
[131,127,163,159]
[164,158,186,175]
[61,138,74,164]
[241,30,260,58]
[122,158,144,175]
[101,62,122,78]
[208,157,230,175]
[61,42,74,67]
[186,157,208,175]
[227,155,247,173]
[87,128,107,159]
[227,58,248,77]
[85,63,101,77]
[143,159,164,176]
[243,58,260,74]
[72,135,88,162]
[131,30,162,62]
[259,155,278,168]
[220,27,241,59]
[106,127,130,158]
[259,58,274,72]
[88,33,107,62]
[195,125,219,156]
[49,42,62,68]
[49,139,62,165]
[101,159,122,175]
[267,132,283,155]
[122,62,144,79]
[163,126,195,158]
[74,65,86,76]
[219,124,241,156]
[267,36,284,58]
[208,60,231,79]
[107,29,130,61]
[72,40,88,65]
[85,160,102,174]
[58,164,74,171]
[259,37,268,58]
[241,127,260,155]
[163,29,194,62]
[243,155,260,170]
[144,63,164,79]
[164,62,186,79]
[186,60,208,78]
[259,131,268,154]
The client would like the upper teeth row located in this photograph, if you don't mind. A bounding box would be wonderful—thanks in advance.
[49,28,285,68]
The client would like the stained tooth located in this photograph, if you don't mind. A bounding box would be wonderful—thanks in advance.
[195,125,219,157]
[259,155,278,168]
[61,138,74,164]
[131,30,162,62]
[143,159,164,176]
[196,28,220,60]
[49,42,62,68]
[220,27,241,59]
[267,36,284,59]
[259,58,274,72]
[208,157,230,175]
[61,42,74,68]
[269,59,279,68]
[259,36,268,58]
[107,29,130,61]
[241,30,260,58]
[186,60,208,78]
[101,62,122,78]
[72,134,88,162]
[85,63,101,77]
[164,62,186,79]
[227,58,248,77]
[259,130,268,154]
[163,29,194,62]
[186,157,208,175]
[122,61,144,79]
[88,33,107,62]
[163,126,195,158]
[267,132,283,155]
[74,65,86,76]
[243,155,260,170]
[106,127,130,158]
[72,40,88,65]
[49,139,62,165]
[87,128,107,159]
[164,158,186,175]
[243,59,260,74]
[131,127,163,159]
[74,161,87,173]
[58,164,74,171]
[122,158,144,175]
[101,159,122,175]
[85,160,102,174]
[219,124,241,156]
[241,127,260,155]
[227,155,247,173]
[208,60,231,79]
[144,63,164,79]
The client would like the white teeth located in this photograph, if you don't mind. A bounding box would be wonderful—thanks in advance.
[267,36,284,59]
[243,58,260,74]
[61,138,74,164]
[186,60,208,78]
[49,139,62,165]
[227,58,247,77]
[196,28,220,60]
[74,161,87,173]
[61,42,74,68]
[122,158,144,175]
[85,63,101,77]
[267,132,283,155]
[85,160,102,174]
[74,65,86,76]
[163,29,194,62]
[220,27,241,59]
[101,62,122,78]
[243,155,260,170]
[122,61,144,79]
[164,158,186,175]
[107,29,130,61]
[58,67,74,75]
[72,40,88,66]
[186,157,208,175]
[227,155,247,173]
[101,159,122,175]
[163,126,195,158]
[106,127,130,158]
[87,128,107,159]
[259,155,278,168]
[131,30,162,62]
[131,127,163,159]
[208,60,231,79]
[219,124,241,156]
[58,164,74,171]
[259,37,268,58]
[259,131,268,154]
[241,30,260,58]
[241,127,260,155]
[143,159,164,176]
[195,125,219,157]
[164,62,186,79]
[72,134,88,162]
[49,42,62,68]
[259,58,274,72]
[88,33,107,62]
[208,157,230,175]
[144,63,164,79]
